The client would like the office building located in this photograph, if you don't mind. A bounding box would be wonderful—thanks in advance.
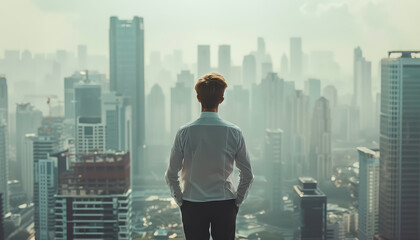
[15,103,42,181]
[0,193,3,240]
[102,92,130,151]
[0,76,7,123]
[265,129,284,213]
[55,152,132,240]
[280,53,289,77]
[0,122,8,214]
[74,81,101,121]
[293,177,327,240]
[218,45,231,79]
[379,51,420,240]
[171,82,191,140]
[322,85,337,107]
[304,78,321,110]
[177,70,194,87]
[309,97,332,181]
[221,85,250,132]
[242,54,256,89]
[197,45,211,78]
[353,47,373,130]
[76,117,105,156]
[146,84,166,146]
[33,126,60,240]
[290,37,303,84]
[357,147,379,240]
[22,133,36,200]
[261,62,273,80]
[261,73,284,130]
[110,16,145,183]
[64,72,84,120]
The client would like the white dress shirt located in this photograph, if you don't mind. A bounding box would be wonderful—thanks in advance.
[165,112,254,206]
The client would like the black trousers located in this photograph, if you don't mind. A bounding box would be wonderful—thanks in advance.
[180,199,237,240]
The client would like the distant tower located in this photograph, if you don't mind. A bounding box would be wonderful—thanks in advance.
[197,45,211,78]
[265,129,284,213]
[379,51,420,240]
[77,45,87,69]
[290,37,303,85]
[280,53,289,77]
[0,76,8,124]
[0,122,8,214]
[353,47,372,131]
[357,147,379,240]
[22,133,36,201]
[242,54,256,89]
[218,45,231,79]
[322,85,337,107]
[220,85,250,132]
[177,70,194,87]
[309,97,332,181]
[304,78,321,110]
[261,62,273,80]
[15,103,42,181]
[64,72,84,120]
[293,177,327,240]
[110,16,145,181]
[171,82,191,140]
[261,73,284,130]
[146,84,166,146]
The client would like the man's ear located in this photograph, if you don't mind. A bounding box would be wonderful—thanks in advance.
[196,95,201,103]
[220,97,224,104]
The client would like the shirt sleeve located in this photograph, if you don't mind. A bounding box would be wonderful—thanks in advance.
[165,129,184,206]
[234,131,254,206]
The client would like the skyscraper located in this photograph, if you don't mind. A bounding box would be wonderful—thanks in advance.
[322,85,338,107]
[353,47,373,131]
[293,177,327,240]
[146,84,166,146]
[74,81,102,121]
[218,45,231,78]
[242,54,256,89]
[15,103,42,181]
[265,129,284,213]
[64,72,84,120]
[177,70,194,87]
[290,37,303,85]
[0,193,3,240]
[220,85,250,132]
[379,51,420,240]
[309,97,332,181]
[76,117,106,155]
[102,92,130,151]
[357,147,379,240]
[0,122,8,214]
[261,72,284,130]
[171,82,191,140]
[22,133,36,201]
[197,45,210,78]
[0,76,7,124]
[55,152,132,240]
[110,16,145,183]
[280,53,289,77]
[304,78,321,110]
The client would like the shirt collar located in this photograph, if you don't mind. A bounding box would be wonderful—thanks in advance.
[200,112,220,119]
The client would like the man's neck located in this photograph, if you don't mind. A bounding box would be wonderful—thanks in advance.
[201,108,218,113]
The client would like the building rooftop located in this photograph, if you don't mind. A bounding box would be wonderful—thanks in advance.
[388,51,420,58]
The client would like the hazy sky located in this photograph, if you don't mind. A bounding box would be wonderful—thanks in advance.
[0,0,419,74]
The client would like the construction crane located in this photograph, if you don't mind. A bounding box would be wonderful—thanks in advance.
[24,94,63,117]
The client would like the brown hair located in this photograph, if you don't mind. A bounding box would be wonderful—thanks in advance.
[195,72,228,109]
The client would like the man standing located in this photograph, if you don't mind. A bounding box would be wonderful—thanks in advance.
[165,72,254,240]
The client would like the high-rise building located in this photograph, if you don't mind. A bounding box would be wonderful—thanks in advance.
[218,45,231,78]
[0,76,7,123]
[293,177,327,240]
[110,16,145,183]
[353,47,373,130]
[197,45,211,78]
[322,85,337,107]
[265,129,284,213]
[0,122,8,214]
[221,85,250,132]
[177,70,194,87]
[146,84,166,146]
[280,53,289,77]
[23,133,36,201]
[357,147,379,240]
[36,157,57,240]
[74,81,102,121]
[102,92,130,151]
[171,82,191,140]
[304,78,321,110]
[242,54,256,89]
[0,193,3,240]
[290,37,303,84]
[33,126,60,240]
[77,45,87,69]
[64,72,84,120]
[15,103,42,181]
[261,73,284,130]
[55,152,132,240]
[309,97,332,181]
[76,117,105,155]
[261,62,273,80]
[379,51,420,240]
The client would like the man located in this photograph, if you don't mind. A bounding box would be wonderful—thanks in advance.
[165,72,254,240]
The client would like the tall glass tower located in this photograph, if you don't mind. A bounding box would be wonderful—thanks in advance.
[379,51,420,240]
[110,16,145,187]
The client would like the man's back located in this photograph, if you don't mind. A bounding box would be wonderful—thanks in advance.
[176,112,243,202]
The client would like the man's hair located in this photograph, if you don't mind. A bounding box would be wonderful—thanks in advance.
[195,72,228,109]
